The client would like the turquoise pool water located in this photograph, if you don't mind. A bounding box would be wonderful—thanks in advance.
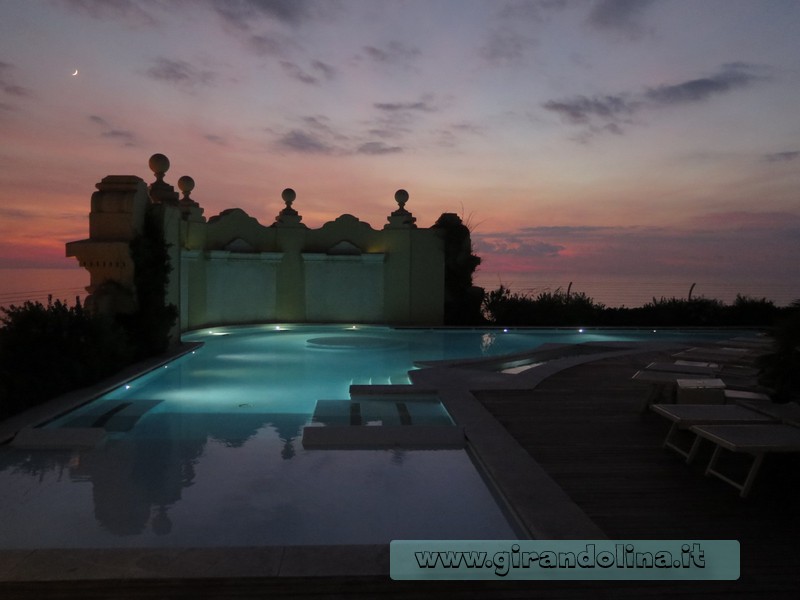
[0,326,741,548]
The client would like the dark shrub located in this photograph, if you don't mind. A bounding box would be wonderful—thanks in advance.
[482,286,604,326]
[758,300,800,402]
[0,297,132,419]
[433,213,484,325]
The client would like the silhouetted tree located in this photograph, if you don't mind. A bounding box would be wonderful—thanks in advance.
[118,204,178,358]
[758,300,800,402]
[433,213,484,325]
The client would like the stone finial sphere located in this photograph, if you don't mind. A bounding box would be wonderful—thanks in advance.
[177,175,195,194]
[149,153,170,175]
[282,188,296,204]
[395,189,409,206]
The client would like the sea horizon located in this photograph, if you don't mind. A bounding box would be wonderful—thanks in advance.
[2,266,797,312]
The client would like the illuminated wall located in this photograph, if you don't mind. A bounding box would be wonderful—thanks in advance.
[66,155,445,330]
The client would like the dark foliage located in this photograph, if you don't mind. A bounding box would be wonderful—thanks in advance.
[483,286,604,326]
[118,204,178,359]
[433,213,484,325]
[0,297,132,420]
[757,300,800,402]
[483,287,787,328]
[0,204,177,420]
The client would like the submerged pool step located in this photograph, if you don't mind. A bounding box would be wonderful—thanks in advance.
[311,399,454,427]
[350,374,410,385]
[62,399,162,432]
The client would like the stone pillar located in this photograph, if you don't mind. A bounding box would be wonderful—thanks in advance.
[65,175,149,315]
[273,188,308,321]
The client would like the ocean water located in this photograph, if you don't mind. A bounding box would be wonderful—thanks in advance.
[0,267,89,309]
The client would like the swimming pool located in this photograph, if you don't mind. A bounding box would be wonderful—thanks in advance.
[0,326,742,548]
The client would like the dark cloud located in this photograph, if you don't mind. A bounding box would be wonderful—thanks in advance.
[212,0,314,28]
[102,130,137,144]
[1,83,28,97]
[280,60,336,85]
[204,134,227,146]
[0,61,32,99]
[542,94,636,124]
[368,96,440,143]
[479,28,536,65]
[367,127,408,140]
[311,60,335,80]
[356,142,402,155]
[362,41,421,67]
[435,121,484,148]
[544,63,767,138]
[145,57,217,90]
[246,33,285,56]
[273,115,409,157]
[280,61,316,84]
[483,1,571,64]
[763,151,800,164]
[0,207,37,219]
[587,0,658,38]
[474,234,566,258]
[498,0,570,21]
[516,225,618,236]
[276,129,335,154]
[59,0,157,25]
[374,97,438,113]
[645,64,761,105]
[299,115,350,143]
[280,60,335,85]
[88,115,137,147]
[209,1,331,58]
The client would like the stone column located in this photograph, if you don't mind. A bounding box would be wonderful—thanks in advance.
[65,175,149,315]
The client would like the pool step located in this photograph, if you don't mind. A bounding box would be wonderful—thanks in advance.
[311,399,454,427]
[62,399,162,432]
[350,375,409,385]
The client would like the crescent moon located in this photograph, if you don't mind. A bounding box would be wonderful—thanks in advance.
[72,69,79,76]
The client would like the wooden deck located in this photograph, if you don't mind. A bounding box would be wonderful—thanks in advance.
[475,349,800,598]
[3,349,799,599]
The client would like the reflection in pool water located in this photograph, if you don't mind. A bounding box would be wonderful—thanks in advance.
[0,326,738,548]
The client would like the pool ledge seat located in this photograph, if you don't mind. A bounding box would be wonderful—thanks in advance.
[10,427,107,449]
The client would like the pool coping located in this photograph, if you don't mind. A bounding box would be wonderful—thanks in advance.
[0,342,203,446]
[0,338,686,581]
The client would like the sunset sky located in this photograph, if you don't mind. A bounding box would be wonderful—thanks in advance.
[1,0,798,305]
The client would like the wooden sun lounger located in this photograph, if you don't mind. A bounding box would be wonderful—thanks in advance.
[689,423,800,498]
[736,400,800,426]
[714,337,773,350]
[673,347,759,365]
[650,404,776,461]
[644,361,719,376]
[632,370,710,412]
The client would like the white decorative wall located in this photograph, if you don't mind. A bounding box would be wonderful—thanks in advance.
[67,155,445,330]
